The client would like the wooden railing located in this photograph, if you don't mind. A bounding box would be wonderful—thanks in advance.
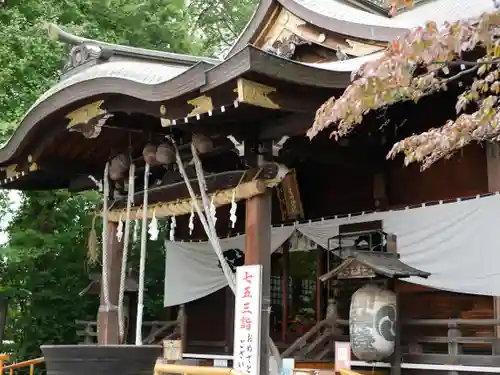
[0,355,44,375]
[154,362,245,375]
[283,317,500,371]
[403,318,500,368]
[76,319,182,344]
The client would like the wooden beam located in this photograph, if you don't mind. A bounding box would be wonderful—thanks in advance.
[245,190,272,375]
[258,113,313,140]
[225,286,235,353]
[281,242,290,343]
[403,353,500,366]
[97,221,122,344]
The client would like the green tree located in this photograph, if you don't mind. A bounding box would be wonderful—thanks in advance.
[187,0,258,54]
[0,191,100,359]
[0,0,219,361]
[0,0,204,134]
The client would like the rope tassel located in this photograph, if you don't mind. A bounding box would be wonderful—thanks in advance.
[102,162,111,308]
[118,163,135,343]
[135,162,150,345]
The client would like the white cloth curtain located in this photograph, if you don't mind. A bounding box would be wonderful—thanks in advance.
[164,225,295,306]
[297,193,500,296]
[164,193,500,307]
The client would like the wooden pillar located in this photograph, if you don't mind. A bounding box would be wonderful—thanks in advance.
[485,142,500,354]
[97,222,122,344]
[281,242,290,343]
[315,248,324,323]
[245,191,271,375]
[225,286,235,353]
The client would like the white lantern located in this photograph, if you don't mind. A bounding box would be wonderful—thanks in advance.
[349,284,396,361]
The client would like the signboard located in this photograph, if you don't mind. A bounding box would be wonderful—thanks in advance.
[163,339,182,361]
[281,358,295,375]
[233,264,263,375]
[337,260,376,280]
[334,342,351,372]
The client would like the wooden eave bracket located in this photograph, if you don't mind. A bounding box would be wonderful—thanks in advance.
[234,78,280,109]
[0,161,39,186]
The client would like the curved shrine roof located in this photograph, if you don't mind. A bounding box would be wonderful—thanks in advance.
[0,25,356,190]
[228,0,496,56]
[0,0,494,191]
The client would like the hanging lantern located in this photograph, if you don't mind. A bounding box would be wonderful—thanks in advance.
[156,142,175,165]
[142,144,157,165]
[192,133,213,154]
[349,284,397,362]
[109,153,129,181]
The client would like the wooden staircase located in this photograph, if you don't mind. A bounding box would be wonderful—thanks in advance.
[282,318,348,361]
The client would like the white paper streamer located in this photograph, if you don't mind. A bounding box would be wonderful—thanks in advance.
[148,209,159,241]
[170,216,177,241]
[116,215,124,242]
[229,190,237,229]
[133,219,139,243]
[188,202,195,236]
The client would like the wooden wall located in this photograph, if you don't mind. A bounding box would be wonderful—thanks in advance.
[387,144,488,207]
[296,162,375,219]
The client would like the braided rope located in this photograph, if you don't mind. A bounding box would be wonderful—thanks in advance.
[101,162,111,308]
[174,145,235,292]
[190,144,235,288]
[118,163,135,342]
[135,162,150,345]
[190,144,283,372]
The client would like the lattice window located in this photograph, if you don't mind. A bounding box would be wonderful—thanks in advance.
[270,276,292,306]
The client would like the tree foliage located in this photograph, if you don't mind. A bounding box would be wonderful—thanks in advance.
[0,0,204,133]
[309,5,500,169]
[0,0,247,361]
[187,0,257,54]
[0,191,100,359]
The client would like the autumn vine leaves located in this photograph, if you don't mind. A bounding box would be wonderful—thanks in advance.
[307,4,500,169]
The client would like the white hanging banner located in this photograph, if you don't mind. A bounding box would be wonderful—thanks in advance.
[233,265,263,375]
[164,225,294,307]
[164,193,500,306]
[296,193,500,296]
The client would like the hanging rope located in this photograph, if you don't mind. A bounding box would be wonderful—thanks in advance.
[101,162,111,308]
[191,144,281,375]
[118,163,135,343]
[173,144,236,292]
[135,162,150,345]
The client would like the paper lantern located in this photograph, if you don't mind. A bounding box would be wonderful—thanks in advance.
[156,143,175,165]
[349,284,396,361]
[142,144,157,165]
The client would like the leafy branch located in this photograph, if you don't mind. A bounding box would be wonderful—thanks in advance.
[308,9,500,169]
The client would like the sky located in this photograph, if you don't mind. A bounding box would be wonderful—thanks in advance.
[0,190,21,245]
